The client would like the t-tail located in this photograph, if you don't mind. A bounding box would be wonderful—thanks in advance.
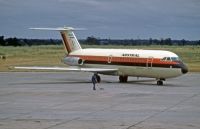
[30,27,84,54]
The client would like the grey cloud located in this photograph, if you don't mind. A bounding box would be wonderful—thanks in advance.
[0,0,200,40]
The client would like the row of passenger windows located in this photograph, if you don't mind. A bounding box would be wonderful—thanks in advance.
[83,56,180,62]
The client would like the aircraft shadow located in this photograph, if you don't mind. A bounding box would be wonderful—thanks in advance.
[11,78,183,87]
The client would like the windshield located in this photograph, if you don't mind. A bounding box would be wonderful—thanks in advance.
[171,57,180,61]
[162,57,181,61]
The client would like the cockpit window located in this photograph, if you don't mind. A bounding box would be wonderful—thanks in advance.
[171,57,180,61]
[162,57,167,60]
[166,57,171,61]
[162,57,180,61]
[162,57,171,61]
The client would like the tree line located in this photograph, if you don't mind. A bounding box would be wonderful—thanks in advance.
[0,36,61,46]
[85,37,200,46]
[0,35,200,46]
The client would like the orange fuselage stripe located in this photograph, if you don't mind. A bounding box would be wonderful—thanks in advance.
[68,55,178,66]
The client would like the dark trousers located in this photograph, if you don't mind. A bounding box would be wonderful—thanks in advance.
[93,83,96,90]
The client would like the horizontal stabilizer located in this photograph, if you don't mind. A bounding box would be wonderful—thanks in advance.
[29,26,85,54]
[29,27,86,31]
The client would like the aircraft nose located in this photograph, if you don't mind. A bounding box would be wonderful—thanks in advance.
[181,63,188,74]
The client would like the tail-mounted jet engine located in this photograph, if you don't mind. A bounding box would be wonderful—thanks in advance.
[63,57,83,66]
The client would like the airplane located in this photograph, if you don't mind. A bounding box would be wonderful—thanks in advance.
[15,26,188,85]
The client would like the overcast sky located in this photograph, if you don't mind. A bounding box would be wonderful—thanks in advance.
[0,0,200,40]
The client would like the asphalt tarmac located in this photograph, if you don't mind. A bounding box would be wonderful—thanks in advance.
[0,72,200,129]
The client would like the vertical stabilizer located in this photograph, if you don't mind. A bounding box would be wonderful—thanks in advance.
[60,29,82,54]
[29,27,83,54]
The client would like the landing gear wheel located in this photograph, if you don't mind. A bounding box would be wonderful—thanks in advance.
[119,76,123,83]
[119,76,128,83]
[157,80,163,85]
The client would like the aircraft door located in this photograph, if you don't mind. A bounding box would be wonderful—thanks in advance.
[108,55,112,64]
[146,57,153,68]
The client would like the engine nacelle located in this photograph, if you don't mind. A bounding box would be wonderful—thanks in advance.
[63,57,83,66]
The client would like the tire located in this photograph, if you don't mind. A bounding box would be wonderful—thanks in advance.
[119,76,128,83]
[157,80,163,85]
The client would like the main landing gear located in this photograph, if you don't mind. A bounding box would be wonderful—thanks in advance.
[157,79,165,86]
[157,80,163,85]
[119,76,128,83]
[96,74,101,83]
[92,73,101,83]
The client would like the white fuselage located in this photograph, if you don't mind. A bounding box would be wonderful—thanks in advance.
[66,48,185,79]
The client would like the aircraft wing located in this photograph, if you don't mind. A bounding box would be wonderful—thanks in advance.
[14,66,118,74]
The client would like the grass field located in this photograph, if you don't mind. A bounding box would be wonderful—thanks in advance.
[0,45,199,72]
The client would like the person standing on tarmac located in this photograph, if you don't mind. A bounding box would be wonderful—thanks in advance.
[92,74,97,90]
